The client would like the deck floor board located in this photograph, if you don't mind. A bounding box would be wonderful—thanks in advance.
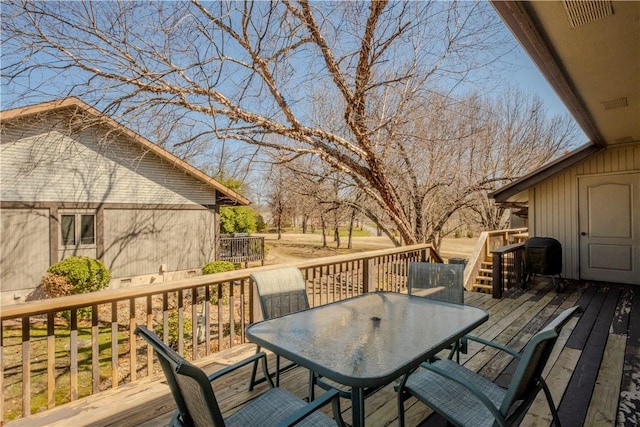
[6,279,638,427]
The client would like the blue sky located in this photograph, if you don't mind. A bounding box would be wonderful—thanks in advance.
[508,47,588,144]
[513,53,568,117]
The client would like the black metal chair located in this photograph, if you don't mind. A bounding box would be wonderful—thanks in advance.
[407,262,465,304]
[397,306,581,427]
[135,325,344,427]
[407,262,466,360]
[248,267,358,402]
[249,266,311,390]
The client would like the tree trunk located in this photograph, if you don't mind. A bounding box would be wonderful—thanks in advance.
[347,208,356,249]
[320,214,327,248]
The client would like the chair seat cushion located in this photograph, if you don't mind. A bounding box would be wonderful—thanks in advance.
[405,359,507,427]
[225,387,336,427]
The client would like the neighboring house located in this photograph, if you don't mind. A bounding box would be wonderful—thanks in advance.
[0,97,250,305]
[490,1,639,286]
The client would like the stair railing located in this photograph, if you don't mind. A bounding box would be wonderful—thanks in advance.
[491,243,526,298]
[463,228,528,293]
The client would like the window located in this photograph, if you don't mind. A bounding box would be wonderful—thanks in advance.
[61,215,76,246]
[60,213,95,247]
[80,215,95,244]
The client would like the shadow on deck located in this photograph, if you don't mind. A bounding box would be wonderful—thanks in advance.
[7,279,639,427]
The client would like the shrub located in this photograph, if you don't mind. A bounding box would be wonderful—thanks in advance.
[40,273,73,298]
[155,312,192,349]
[201,261,239,275]
[255,214,267,232]
[47,256,111,294]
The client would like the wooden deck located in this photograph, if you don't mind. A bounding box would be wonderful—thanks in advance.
[6,278,639,427]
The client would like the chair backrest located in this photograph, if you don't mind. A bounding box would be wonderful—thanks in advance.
[407,262,464,304]
[135,326,225,427]
[499,305,581,417]
[251,266,310,319]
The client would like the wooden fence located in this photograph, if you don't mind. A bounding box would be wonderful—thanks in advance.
[1,244,439,422]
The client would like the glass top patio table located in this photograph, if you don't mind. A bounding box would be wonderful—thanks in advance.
[246,291,488,426]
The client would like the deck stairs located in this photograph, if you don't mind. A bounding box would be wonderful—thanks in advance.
[471,254,516,294]
[472,255,493,294]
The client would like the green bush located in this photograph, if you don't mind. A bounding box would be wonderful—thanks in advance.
[255,214,267,232]
[201,261,239,275]
[47,256,111,294]
[155,312,192,349]
[219,206,258,234]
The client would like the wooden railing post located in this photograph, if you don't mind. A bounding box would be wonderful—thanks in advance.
[492,252,503,298]
[22,317,30,416]
[420,247,429,262]
[363,258,376,292]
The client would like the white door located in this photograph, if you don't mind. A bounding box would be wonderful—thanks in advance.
[578,173,640,285]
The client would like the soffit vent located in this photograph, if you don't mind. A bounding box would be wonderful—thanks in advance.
[601,97,628,110]
[562,1,613,28]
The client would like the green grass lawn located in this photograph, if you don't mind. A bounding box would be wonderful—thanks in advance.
[301,227,372,237]
[2,319,127,420]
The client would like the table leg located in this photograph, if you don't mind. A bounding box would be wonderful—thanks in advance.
[351,387,365,426]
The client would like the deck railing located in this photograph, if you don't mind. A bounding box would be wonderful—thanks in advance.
[463,227,528,292]
[0,244,439,422]
[218,235,265,265]
[491,243,526,298]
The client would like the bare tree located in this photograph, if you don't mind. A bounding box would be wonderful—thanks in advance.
[266,165,294,240]
[463,87,579,230]
[2,1,574,246]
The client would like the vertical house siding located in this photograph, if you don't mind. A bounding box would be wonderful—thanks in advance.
[103,208,216,277]
[0,209,50,295]
[531,143,640,280]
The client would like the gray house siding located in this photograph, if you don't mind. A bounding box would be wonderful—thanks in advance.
[0,208,50,295]
[1,122,219,205]
[0,103,241,304]
[103,208,216,278]
[529,142,640,280]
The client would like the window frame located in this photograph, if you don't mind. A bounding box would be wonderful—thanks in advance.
[59,210,97,249]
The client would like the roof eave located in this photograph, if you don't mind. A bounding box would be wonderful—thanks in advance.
[490,143,603,203]
[490,1,606,148]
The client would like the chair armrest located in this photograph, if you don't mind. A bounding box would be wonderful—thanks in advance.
[464,335,521,360]
[277,388,343,427]
[417,363,508,427]
[207,351,270,382]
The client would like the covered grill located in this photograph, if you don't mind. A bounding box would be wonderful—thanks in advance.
[524,237,564,292]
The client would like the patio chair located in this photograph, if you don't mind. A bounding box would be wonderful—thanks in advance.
[407,262,464,304]
[248,267,354,402]
[396,305,581,427]
[407,262,466,360]
[249,266,311,390]
[135,325,344,427]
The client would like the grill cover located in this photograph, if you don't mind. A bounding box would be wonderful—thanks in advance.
[524,237,562,276]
